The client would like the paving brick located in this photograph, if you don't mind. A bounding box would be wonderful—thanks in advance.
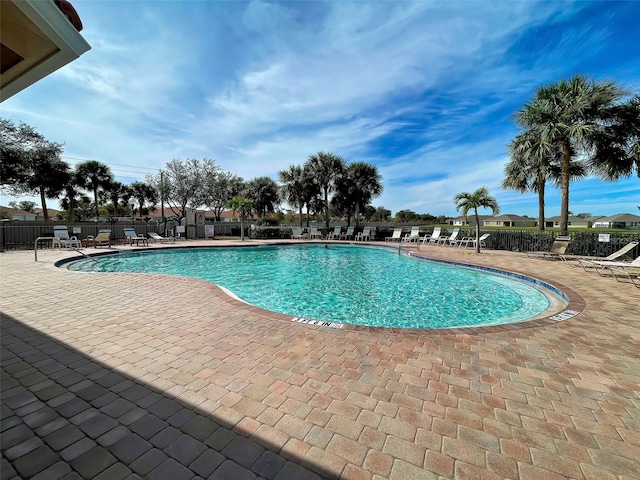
[221,436,265,468]
[382,435,425,467]
[109,434,153,463]
[129,449,168,476]
[251,450,286,479]
[13,445,60,478]
[163,434,207,465]
[180,416,219,441]
[129,415,168,439]
[150,426,182,449]
[389,459,436,480]
[189,449,226,478]
[59,438,97,462]
[273,461,321,480]
[69,446,117,479]
[147,458,196,480]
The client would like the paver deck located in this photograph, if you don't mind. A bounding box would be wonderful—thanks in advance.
[1,240,638,479]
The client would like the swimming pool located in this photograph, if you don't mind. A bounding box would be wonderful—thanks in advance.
[67,244,561,329]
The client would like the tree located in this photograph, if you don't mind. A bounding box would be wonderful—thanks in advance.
[305,152,346,230]
[102,180,128,218]
[227,196,254,241]
[146,158,207,228]
[200,163,243,221]
[513,75,625,235]
[76,160,113,221]
[59,170,89,222]
[372,206,391,222]
[395,209,416,223]
[453,187,500,253]
[129,181,158,217]
[245,176,279,218]
[8,201,37,212]
[278,165,306,228]
[301,165,322,227]
[343,162,383,227]
[0,118,68,221]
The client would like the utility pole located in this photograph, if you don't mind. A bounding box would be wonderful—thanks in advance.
[160,170,165,234]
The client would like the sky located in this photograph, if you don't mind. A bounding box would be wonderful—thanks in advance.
[2,0,639,218]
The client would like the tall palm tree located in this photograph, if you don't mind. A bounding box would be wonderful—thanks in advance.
[305,151,346,230]
[346,162,383,227]
[227,196,254,241]
[301,164,321,227]
[76,160,113,221]
[129,181,158,217]
[453,187,500,254]
[60,170,88,222]
[246,177,279,218]
[514,75,624,235]
[102,180,128,217]
[278,165,306,227]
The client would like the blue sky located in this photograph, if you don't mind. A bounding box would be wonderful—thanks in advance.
[2,0,639,217]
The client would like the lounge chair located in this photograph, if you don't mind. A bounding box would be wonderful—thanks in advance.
[565,241,639,270]
[309,226,324,239]
[385,229,403,242]
[403,226,421,243]
[439,229,460,246]
[340,226,355,240]
[458,233,490,249]
[291,227,308,239]
[148,232,174,243]
[589,256,640,286]
[355,226,371,241]
[526,236,570,258]
[422,227,442,245]
[327,226,342,240]
[123,228,149,246]
[85,229,111,248]
[53,225,81,249]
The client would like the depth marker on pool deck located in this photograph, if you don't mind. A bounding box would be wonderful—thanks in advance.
[549,310,579,322]
[291,317,344,329]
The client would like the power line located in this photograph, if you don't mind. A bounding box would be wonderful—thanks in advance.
[61,156,160,174]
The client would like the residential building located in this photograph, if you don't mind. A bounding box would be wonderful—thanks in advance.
[0,206,37,221]
[482,214,537,227]
[449,215,493,226]
[544,215,602,229]
[592,213,640,230]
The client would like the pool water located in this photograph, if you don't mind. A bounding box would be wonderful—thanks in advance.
[67,244,554,329]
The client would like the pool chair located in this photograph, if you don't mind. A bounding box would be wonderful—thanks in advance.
[291,227,308,239]
[148,232,175,243]
[422,227,442,245]
[458,233,490,249]
[340,226,355,240]
[403,226,421,243]
[85,229,111,248]
[309,226,324,239]
[526,236,570,259]
[53,225,81,249]
[564,241,639,270]
[440,229,460,246]
[588,256,640,286]
[355,226,371,241]
[123,228,149,246]
[327,226,342,240]
[385,228,403,242]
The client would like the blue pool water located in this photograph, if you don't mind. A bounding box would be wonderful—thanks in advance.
[67,244,554,329]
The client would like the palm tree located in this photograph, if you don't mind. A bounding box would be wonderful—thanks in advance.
[129,181,158,217]
[76,160,113,221]
[514,75,624,235]
[60,171,88,222]
[345,162,383,227]
[227,196,254,241]
[102,180,128,217]
[453,187,500,253]
[245,177,279,218]
[301,164,321,227]
[305,151,346,230]
[278,165,306,227]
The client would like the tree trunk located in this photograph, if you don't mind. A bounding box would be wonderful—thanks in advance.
[354,204,359,228]
[240,217,245,241]
[474,209,481,254]
[93,188,100,221]
[537,175,545,231]
[559,144,571,236]
[324,188,330,230]
[298,205,303,228]
[40,188,49,222]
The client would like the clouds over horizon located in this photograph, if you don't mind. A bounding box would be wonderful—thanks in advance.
[2,0,639,216]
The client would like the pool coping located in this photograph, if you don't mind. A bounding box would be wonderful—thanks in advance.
[56,241,586,335]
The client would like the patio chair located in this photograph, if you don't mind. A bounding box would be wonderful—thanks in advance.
[440,229,460,246]
[458,233,490,249]
[309,226,324,239]
[340,226,355,240]
[123,228,149,246]
[565,241,639,270]
[148,232,175,243]
[422,227,442,245]
[53,225,81,249]
[526,236,570,259]
[85,229,111,248]
[385,229,403,242]
[291,227,308,239]
[588,256,640,286]
[327,226,342,240]
[355,226,371,241]
[402,226,421,243]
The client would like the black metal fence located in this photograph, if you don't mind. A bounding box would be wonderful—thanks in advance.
[2,222,638,259]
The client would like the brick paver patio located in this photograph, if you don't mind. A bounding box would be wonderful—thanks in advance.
[1,240,638,479]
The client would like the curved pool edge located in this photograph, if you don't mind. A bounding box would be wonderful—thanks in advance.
[56,242,587,333]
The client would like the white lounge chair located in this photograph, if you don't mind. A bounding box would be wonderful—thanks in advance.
[566,241,639,270]
[85,229,112,248]
[291,227,307,239]
[587,256,640,286]
[53,225,81,249]
[440,229,460,246]
[403,226,421,243]
[458,233,490,249]
[148,232,174,243]
[422,227,442,245]
[385,229,403,242]
[123,228,148,246]
[309,226,324,239]
[355,226,371,241]
[327,226,342,240]
[340,226,355,240]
